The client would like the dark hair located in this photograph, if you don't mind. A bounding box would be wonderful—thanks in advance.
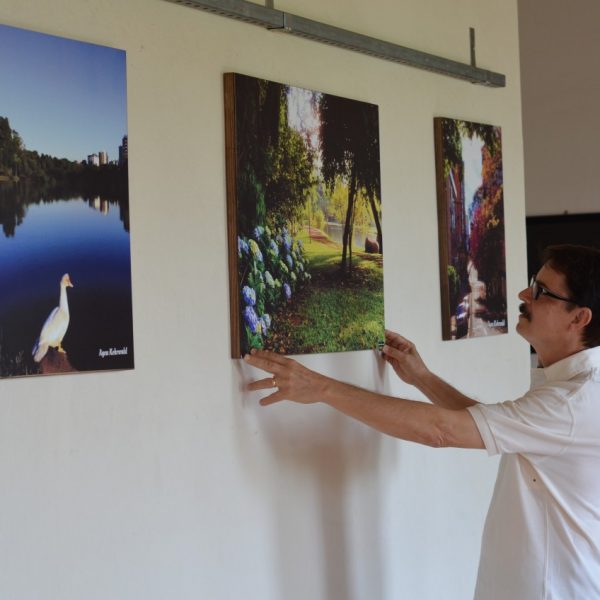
[543,244,600,348]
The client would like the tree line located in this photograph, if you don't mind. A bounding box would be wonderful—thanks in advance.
[0,116,127,198]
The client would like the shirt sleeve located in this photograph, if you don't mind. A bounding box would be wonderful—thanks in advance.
[466,386,575,458]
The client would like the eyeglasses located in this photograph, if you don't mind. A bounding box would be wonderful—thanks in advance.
[529,276,575,304]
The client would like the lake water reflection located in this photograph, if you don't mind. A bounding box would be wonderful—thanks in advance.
[0,185,134,376]
[323,221,377,250]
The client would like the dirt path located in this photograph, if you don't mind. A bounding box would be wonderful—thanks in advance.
[305,226,340,248]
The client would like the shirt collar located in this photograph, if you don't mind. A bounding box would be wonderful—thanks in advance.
[543,346,600,382]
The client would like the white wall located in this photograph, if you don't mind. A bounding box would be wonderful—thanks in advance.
[0,1,528,599]
[519,0,600,216]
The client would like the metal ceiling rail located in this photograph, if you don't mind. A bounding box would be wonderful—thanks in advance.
[164,0,506,88]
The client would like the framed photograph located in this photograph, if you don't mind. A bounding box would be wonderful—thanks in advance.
[0,24,133,378]
[434,117,507,341]
[225,73,384,357]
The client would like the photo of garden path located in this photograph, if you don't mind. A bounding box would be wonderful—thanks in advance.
[436,118,507,341]
[229,74,384,356]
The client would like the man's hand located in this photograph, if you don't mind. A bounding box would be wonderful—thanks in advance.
[381,330,429,386]
[244,349,331,406]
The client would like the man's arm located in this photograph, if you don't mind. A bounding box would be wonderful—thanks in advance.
[383,331,479,410]
[244,349,484,450]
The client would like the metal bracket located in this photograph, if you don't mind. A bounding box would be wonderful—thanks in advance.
[164,0,506,87]
[470,27,476,68]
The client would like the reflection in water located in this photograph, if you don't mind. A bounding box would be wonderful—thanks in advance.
[90,196,110,215]
[323,221,377,250]
[0,183,134,377]
[0,181,129,238]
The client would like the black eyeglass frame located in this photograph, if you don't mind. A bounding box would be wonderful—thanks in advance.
[529,276,576,304]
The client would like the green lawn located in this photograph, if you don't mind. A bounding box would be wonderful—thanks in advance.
[266,229,384,354]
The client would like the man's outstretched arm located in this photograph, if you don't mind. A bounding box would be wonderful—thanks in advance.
[244,349,484,450]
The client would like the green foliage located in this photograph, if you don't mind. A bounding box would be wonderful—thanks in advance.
[440,118,502,180]
[238,165,266,234]
[319,96,380,200]
[0,116,23,178]
[447,265,460,310]
[234,75,314,235]
[327,177,349,223]
[266,121,314,225]
[312,208,325,231]
[0,331,38,378]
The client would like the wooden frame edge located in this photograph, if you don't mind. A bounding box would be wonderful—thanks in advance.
[433,117,452,341]
[224,73,242,358]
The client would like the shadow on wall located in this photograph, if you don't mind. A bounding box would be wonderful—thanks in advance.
[234,353,395,600]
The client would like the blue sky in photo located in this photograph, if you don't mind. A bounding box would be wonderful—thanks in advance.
[0,23,127,162]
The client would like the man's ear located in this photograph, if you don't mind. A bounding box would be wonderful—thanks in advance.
[571,307,592,330]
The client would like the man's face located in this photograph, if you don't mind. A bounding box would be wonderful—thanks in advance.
[517,264,576,352]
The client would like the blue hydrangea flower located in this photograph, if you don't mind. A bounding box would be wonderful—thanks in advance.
[238,236,249,257]
[243,306,261,334]
[253,225,264,239]
[286,254,294,269]
[264,271,275,287]
[248,239,263,262]
[242,285,256,306]
[270,239,279,256]
[283,283,292,301]
[260,314,271,335]
[283,233,292,252]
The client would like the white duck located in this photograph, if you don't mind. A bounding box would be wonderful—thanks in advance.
[32,273,74,362]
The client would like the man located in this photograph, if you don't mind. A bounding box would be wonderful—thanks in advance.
[245,245,600,598]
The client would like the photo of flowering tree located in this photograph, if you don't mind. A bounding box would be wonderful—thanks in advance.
[434,117,507,341]
[225,73,384,357]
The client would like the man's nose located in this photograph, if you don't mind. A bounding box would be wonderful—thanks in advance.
[518,285,532,302]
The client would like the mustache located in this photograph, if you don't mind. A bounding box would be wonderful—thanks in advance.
[519,303,531,319]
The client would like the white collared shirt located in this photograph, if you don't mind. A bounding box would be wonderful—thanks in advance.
[468,346,600,599]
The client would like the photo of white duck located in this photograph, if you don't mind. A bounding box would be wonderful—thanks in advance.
[32,273,74,363]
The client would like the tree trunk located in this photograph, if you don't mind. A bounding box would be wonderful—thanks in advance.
[349,202,355,274]
[368,194,383,253]
[341,166,357,274]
